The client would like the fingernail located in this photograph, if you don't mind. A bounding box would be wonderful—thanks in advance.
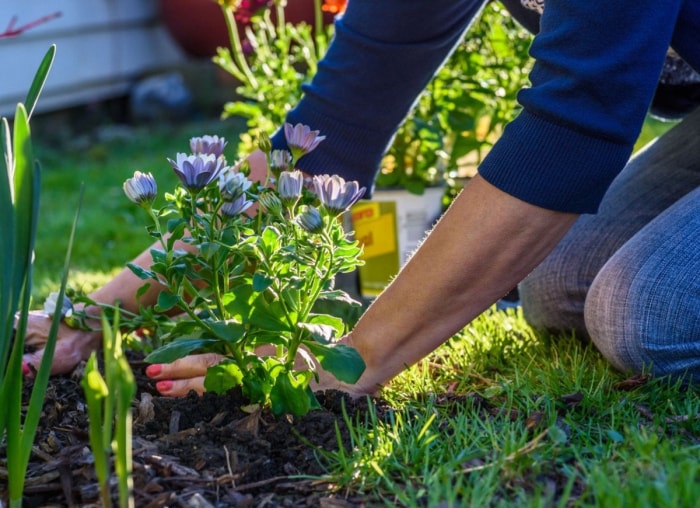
[145,364,162,377]
[156,380,173,393]
[22,361,30,376]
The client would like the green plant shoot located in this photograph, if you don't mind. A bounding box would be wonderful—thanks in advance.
[82,311,136,508]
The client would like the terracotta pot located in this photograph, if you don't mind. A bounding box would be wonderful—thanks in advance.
[159,0,334,59]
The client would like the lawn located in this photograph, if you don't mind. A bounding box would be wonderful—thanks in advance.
[27,115,699,507]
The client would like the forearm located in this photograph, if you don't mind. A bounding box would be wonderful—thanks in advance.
[85,244,174,315]
[348,175,578,392]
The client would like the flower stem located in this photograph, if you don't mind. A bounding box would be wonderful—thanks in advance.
[221,4,258,88]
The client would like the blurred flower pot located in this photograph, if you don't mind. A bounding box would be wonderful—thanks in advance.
[351,186,445,298]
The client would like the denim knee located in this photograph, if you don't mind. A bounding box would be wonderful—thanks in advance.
[585,236,700,383]
[519,257,590,340]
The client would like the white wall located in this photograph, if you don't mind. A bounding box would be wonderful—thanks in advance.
[0,0,185,118]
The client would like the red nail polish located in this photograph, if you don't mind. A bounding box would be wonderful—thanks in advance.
[156,380,173,392]
[22,361,30,376]
[146,364,162,377]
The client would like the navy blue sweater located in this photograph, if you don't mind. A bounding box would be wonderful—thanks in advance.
[271,0,700,213]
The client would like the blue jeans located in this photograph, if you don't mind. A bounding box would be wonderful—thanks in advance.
[519,106,700,382]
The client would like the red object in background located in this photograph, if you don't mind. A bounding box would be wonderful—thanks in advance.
[158,0,337,59]
[321,0,346,14]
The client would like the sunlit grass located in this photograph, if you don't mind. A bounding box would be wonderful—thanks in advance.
[317,309,700,507]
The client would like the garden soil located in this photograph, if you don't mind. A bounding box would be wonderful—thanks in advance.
[1,353,384,508]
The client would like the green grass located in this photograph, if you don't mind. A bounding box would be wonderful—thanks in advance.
[30,117,699,507]
[318,309,700,507]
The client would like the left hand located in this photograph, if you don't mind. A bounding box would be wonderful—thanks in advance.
[145,353,225,397]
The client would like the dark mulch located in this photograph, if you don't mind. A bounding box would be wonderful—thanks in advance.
[1,356,387,508]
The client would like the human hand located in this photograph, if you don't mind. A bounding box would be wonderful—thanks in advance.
[21,310,103,377]
[144,353,226,397]
[145,340,376,399]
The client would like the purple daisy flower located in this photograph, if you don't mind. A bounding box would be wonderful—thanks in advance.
[168,153,226,192]
[190,135,227,158]
[284,123,326,159]
[312,174,366,215]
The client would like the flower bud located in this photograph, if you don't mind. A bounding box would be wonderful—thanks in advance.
[278,170,304,206]
[219,167,253,201]
[123,171,157,207]
[296,205,324,233]
[258,189,283,217]
[269,149,292,176]
[257,132,272,154]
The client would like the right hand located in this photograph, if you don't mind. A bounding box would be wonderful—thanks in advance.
[21,310,102,377]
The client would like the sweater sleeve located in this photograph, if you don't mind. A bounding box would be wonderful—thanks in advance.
[270,0,485,194]
[478,0,685,213]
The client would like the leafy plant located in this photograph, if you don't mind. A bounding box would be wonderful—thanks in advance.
[65,124,366,416]
[0,45,82,508]
[214,0,334,153]
[82,311,136,508]
[376,1,533,195]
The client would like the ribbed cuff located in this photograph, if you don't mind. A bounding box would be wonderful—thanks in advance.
[478,111,634,214]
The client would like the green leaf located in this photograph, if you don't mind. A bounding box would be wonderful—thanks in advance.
[260,224,281,254]
[208,320,245,343]
[252,272,274,292]
[269,370,313,416]
[298,314,345,343]
[303,342,366,384]
[155,291,180,312]
[298,322,336,343]
[135,282,152,300]
[24,45,56,120]
[248,298,295,332]
[166,219,187,247]
[204,360,245,394]
[0,117,17,375]
[317,289,362,307]
[145,338,220,363]
[127,262,155,280]
[222,283,255,321]
[81,353,110,494]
